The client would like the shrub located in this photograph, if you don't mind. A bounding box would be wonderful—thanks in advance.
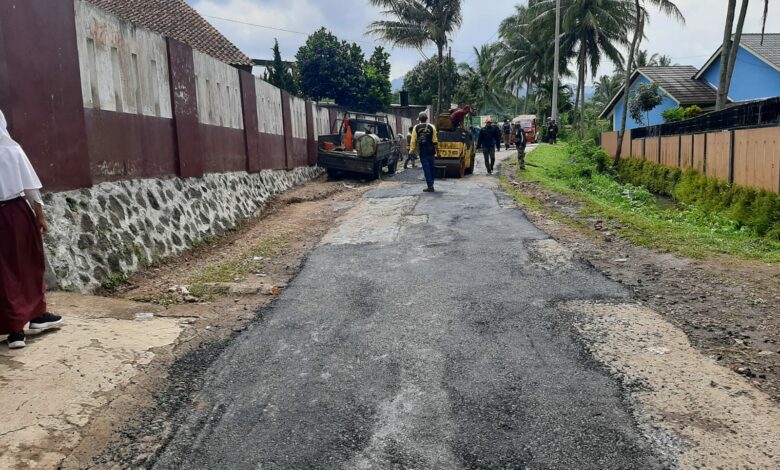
[662,107,685,123]
[683,105,703,119]
[619,161,780,239]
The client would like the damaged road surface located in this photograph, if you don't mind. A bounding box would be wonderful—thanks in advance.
[149,151,779,469]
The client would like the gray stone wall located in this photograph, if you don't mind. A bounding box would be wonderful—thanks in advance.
[43,167,323,292]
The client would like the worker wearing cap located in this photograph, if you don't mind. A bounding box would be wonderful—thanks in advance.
[477,118,502,174]
[409,112,439,193]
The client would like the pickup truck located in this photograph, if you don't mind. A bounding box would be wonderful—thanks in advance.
[317,113,402,180]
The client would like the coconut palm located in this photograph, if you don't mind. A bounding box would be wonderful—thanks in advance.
[615,0,684,163]
[530,0,634,136]
[495,4,568,115]
[459,44,504,113]
[593,74,622,107]
[366,0,463,115]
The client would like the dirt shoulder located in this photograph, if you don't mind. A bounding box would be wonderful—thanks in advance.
[500,156,780,402]
[0,176,372,470]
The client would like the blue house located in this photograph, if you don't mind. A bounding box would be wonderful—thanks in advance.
[601,33,780,130]
[695,34,780,101]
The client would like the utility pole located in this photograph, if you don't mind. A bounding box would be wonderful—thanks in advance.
[551,0,561,122]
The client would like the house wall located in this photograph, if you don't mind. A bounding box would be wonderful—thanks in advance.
[612,75,679,131]
[701,46,780,102]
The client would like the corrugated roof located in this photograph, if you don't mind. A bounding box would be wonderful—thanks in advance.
[637,66,717,106]
[88,0,252,66]
[740,33,780,70]
[600,66,718,118]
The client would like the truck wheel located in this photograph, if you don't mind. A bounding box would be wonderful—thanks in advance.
[371,162,381,180]
[466,153,476,175]
[387,158,397,175]
[326,168,339,180]
[455,158,465,179]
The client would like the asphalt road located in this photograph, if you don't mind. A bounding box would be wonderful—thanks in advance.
[152,149,664,469]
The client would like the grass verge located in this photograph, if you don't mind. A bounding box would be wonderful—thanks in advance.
[508,143,780,262]
[187,237,288,300]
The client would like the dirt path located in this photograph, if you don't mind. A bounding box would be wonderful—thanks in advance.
[1,176,374,470]
[501,156,780,402]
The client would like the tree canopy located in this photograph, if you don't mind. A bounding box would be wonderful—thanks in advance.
[294,29,392,113]
[264,39,298,95]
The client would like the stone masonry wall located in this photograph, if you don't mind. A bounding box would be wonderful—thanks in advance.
[43,167,323,292]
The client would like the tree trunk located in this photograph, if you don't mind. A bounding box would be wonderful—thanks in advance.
[614,0,643,165]
[436,43,444,118]
[723,0,750,107]
[716,0,738,110]
[574,47,586,137]
[579,63,587,138]
[524,79,531,114]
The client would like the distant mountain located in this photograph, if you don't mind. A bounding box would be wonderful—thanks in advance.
[391,76,405,92]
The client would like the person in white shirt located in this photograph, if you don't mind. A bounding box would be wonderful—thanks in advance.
[0,109,63,349]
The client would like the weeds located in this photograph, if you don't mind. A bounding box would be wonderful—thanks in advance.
[513,143,780,262]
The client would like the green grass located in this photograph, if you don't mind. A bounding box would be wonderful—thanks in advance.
[513,143,780,262]
[186,237,288,299]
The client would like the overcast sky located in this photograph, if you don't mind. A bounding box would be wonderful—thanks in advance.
[187,0,778,84]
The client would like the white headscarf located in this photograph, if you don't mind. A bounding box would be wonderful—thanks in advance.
[0,109,42,201]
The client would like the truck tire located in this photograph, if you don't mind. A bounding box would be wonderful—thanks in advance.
[326,168,339,180]
[455,157,465,179]
[466,152,476,175]
[371,162,381,181]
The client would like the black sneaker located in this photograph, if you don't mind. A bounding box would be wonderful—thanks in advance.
[29,313,63,331]
[7,332,25,349]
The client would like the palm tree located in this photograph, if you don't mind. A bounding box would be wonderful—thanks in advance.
[495,4,568,115]
[615,0,684,163]
[459,44,503,113]
[366,0,463,116]
[656,54,673,66]
[530,0,633,137]
[593,74,622,107]
[716,0,770,110]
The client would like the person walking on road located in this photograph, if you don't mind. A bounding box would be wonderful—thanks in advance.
[548,119,559,145]
[502,119,512,150]
[409,112,439,193]
[404,126,417,169]
[0,110,63,349]
[515,124,527,170]
[477,118,502,174]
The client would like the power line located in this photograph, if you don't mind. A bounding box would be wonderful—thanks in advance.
[202,14,470,55]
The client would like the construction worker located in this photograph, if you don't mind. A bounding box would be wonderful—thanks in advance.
[404,126,417,169]
[409,112,439,193]
[548,119,559,145]
[515,124,527,170]
[477,118,502,174]
[502,118,512,150]
[449,104,473,129]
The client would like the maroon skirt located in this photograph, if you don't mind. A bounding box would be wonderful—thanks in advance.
[0,197,46,334]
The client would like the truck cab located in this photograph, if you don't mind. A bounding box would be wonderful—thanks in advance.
[317,113,402,180]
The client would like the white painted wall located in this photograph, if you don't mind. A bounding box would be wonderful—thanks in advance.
[314,105,330,137]
[74,0,172,118]
[402,117,413,136]
[192,50,243,129]
[289,96,307,139]
[255,79,284,136]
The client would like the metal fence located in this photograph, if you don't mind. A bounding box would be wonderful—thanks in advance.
[632,97,780,139]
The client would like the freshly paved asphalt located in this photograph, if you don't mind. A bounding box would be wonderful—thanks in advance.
[152,149,664,469]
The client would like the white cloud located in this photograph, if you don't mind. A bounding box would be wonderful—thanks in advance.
[188,0,779,84]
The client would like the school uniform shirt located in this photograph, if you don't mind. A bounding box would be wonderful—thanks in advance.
[0,110,42,204]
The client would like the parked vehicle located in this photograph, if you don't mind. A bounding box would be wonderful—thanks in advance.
[513,115,539,143]
[436,114,477,178]
[318,113,402,180]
